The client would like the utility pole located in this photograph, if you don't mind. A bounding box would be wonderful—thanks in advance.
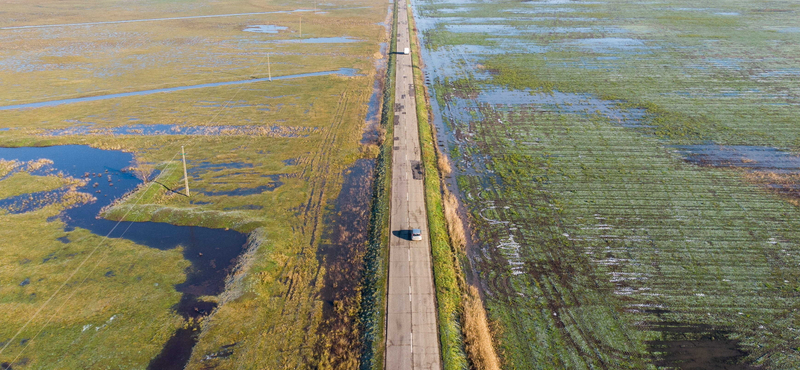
[268,53,271,81]
[299,17,302,38]
[181,146,190,197]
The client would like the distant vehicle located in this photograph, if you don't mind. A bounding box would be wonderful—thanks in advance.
[411,228,422,241]
[403,47,410,55]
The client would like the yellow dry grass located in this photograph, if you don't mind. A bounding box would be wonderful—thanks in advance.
[463,286,501,370]
[442,188,465,251]
[438,150,452,176]
[742,170,800,206]
[0,159,19,177]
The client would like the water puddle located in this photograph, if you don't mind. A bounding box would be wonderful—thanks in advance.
[751,68,800,79]
[243,25,288,34]
[268,36,362,44]
[0,145,248,370]
[445,24,520,35]
[505,7,579,14]
[43,123,316,138]
[0,68,358,110]
[446,24,625,35]
[361,42,388,145]
[662,88,774,100]
[523,0,605,4]
[197,182,282,196]
[469,87,649,128]
[438,7,471,13]
[686,58,744,71]
[672,145,800,171]
[647,322,757,370]
[661,7,741,17]
[564,37,651,53]
[426,0,481,4]
[414,42,496,83]
[0,10,314,30]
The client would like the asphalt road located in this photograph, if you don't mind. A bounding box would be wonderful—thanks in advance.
[384,0,442,369]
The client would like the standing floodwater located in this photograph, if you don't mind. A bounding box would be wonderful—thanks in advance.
[0,145,248,370]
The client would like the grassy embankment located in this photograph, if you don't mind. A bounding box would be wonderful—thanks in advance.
[407,6,500,370]
[358,0,397,369]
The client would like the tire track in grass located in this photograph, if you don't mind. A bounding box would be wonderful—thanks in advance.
[281,89,352,365]
[468,106,651,368]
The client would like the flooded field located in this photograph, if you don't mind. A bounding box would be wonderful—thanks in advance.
[413,0,800,368]
[0,0,389,368]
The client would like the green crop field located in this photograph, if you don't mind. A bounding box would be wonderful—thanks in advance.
[413,0,800,368]
[0,0,391,368]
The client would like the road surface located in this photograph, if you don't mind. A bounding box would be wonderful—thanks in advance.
[385,0,442,368]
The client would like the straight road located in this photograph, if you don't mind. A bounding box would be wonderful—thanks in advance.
[385,0,442,368]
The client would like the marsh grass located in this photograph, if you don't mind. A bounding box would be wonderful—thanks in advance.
[0,172,72,200]
[0,0,389,367]
[0,205,188,368]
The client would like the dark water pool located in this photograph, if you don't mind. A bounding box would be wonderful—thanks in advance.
[268,36,362,44]
[243,25,288,34]
[0,145,248,370]
[672,145,800,171]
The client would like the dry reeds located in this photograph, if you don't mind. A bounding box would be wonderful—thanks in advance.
[742,169,800,205]
[441,182,499,368]
[443,188,466,251]
[438,152,452,176]
[463,286,501,370]
[25,158,53,171]
[0,159,20,177]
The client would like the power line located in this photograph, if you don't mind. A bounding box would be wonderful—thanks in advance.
[2,41,275,365]
[0,151,181,360]
[26,158,192,365]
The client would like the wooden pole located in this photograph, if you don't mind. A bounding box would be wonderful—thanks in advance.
[268,53,271,81]
[299,17,302,37]
[181,146,190,197]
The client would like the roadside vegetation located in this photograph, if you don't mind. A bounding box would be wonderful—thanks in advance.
[358,1,397,369]
[408,8,500,370]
